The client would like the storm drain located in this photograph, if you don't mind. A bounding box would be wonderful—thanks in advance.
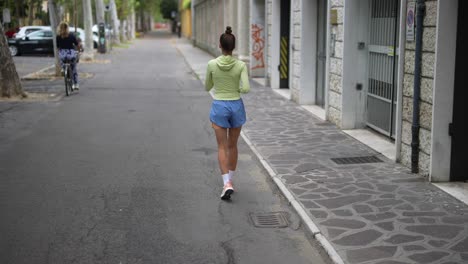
[249,212,289,228]
[331,156,383,165]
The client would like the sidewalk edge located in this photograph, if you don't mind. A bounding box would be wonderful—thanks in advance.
[21,64,55,80]
[241,132,344,264]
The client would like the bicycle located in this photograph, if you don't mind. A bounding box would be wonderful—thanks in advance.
[62,49,82,96]
[63,58,74,96]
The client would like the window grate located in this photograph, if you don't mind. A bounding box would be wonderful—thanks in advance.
[331,156,383,165]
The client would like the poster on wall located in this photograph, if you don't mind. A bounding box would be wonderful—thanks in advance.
[406,1,415,42]
[2,8,11,24]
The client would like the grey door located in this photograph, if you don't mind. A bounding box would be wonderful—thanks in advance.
[450,0,468,181]
[315,0,327,107]
[367,0,400,137]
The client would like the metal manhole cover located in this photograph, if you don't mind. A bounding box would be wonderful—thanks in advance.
[249,212,289,228]
[331,156,382,165]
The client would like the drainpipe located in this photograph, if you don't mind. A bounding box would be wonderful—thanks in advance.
[411,0,426,173]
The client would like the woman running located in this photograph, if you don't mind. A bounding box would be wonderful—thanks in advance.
[56,22,81,90]
[205,26,250,200]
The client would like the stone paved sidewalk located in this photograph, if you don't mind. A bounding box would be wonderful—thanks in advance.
[175,38,468,264]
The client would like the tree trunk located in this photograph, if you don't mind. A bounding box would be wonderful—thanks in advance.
[139,6,145,32]
[0,23,24,98]
[147,12,152,32]
[15,0,22,26]
[109,0,120,45]
[28,0,35,25]
[130,9,136,39]
[48,0,61,76]
[95,0,105,25]
[120,19,128,42]
[82,0,94,57]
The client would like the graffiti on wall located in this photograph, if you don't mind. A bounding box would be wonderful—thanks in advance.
[251,23,265,70]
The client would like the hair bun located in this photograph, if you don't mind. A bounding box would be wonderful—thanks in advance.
[225,26,232,34]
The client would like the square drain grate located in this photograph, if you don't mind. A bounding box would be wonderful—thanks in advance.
[249,212,289,228]
[331,156,382,165]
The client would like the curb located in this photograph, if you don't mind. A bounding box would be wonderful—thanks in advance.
[21,64,55,80]
[241,132,345,264]
[174,41,345,264]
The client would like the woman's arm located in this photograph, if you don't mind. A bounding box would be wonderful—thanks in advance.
[205,63,214,92]
[239,63,250,94]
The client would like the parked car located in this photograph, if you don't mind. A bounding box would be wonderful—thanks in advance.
[14,26,50,39]
[14,25,98,49]
[70,27,99,49]
[92,24,112,35]
[8,29,54,56]
[5,27,19,38]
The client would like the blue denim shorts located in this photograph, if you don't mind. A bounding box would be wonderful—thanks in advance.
[210,99,246,128]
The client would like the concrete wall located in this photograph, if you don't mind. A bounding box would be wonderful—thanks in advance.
[266,0,280,89]
[193,0,226,56]
[430,0,457,182]
[297,0,318,105]
[400,0,438,175]
[192,0,250,65]
[181,9,192,39]
[290,0,302,101]
[237,0,251,64]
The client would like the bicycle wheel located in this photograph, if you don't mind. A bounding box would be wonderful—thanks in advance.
[67,67,73,93]
[64,65,72,96]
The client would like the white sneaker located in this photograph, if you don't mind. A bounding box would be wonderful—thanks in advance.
[73,84,79,90]
[220,182,234,200]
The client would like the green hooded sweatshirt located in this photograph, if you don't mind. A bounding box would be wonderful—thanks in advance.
[205,55,250,100]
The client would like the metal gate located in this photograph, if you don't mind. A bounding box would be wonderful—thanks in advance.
[367,0,400,137]
[279,0,290,88]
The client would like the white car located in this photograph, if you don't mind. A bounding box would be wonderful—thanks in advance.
[69,27,99,48]
[16,26,98,49]
[14,26,49,39]
[92,24,112,35]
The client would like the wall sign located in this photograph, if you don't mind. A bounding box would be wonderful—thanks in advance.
[406,1,415,42]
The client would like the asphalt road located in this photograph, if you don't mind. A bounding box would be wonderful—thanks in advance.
[0,31,330,264]
[13,55,55,77]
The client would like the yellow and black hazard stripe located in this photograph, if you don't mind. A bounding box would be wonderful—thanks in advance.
[280,36,288,79]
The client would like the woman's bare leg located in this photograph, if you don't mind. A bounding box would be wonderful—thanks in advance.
[227,126,242,171]
[212,123,229,174]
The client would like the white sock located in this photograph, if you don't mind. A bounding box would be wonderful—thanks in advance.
[228,170,235,181]
[222,173,230,185]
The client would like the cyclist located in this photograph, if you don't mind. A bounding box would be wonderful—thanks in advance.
[56,22,82,90]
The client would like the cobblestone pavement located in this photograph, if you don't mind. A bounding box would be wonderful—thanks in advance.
[175,39,468,264]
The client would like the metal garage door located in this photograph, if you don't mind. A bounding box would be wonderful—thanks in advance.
[367,0,400,137]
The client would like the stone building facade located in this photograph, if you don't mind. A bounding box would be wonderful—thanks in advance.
[264,0,467,182]
[400,0,437,175]
[191,0,467,182]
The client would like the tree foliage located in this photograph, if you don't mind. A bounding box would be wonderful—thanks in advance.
[159,0,177,20]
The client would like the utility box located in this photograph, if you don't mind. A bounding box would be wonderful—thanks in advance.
[98,22,106,53]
